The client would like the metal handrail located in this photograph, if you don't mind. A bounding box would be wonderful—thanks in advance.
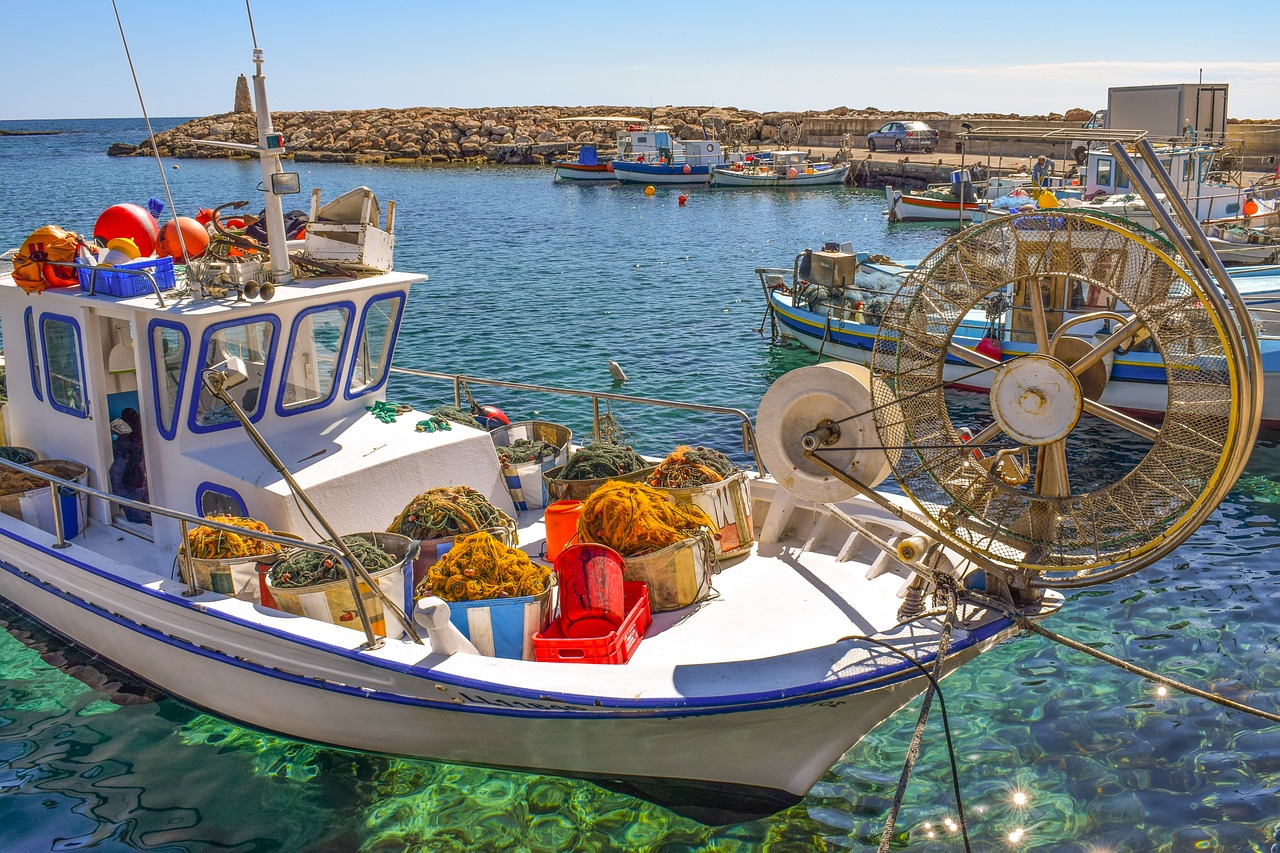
[389,366,767,474]
[0,454,421,647]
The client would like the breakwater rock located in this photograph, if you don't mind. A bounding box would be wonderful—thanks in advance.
[107,105,1067,165]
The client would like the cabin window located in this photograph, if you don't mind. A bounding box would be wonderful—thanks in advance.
[24,307,43,402]
[1182,158,1194,181]
[1116,170,1130,191]
[40,314,87,417]
[346,293,405,398]
[196,482,248,517]
[278,303,353,414]
[150,321,189,440]
[1095,158,1113,187]
[191,316,279,432]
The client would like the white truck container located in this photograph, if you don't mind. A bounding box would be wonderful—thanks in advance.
[1071,83,1228,163]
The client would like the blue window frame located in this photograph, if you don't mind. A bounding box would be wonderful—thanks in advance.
[196,482,248,517]
[40,313,88,418]
[149,320,190,440]
[276,302,354,416]
[189,315,280,434]
[24,307,43,402]
[344,292,406,400]
[1095,158,1113,187]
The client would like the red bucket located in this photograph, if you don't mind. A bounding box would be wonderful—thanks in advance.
[544,499,582,562]
[554,543,625,638]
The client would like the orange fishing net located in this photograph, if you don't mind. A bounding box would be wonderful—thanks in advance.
[577,480,714,557]
[184,515,282,560]
[417,531,551,602]
[646,445,734,488]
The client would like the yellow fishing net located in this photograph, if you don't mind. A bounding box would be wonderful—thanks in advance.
[577,481,714,557]
[417,531,551,602]
[646,445,734,488]
[184,515,282,560]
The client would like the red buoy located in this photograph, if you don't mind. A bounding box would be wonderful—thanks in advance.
[677,194,687,206]
[475,404,510,429]
[194,208,214,225]
[157,217,210,261]
[681,164,691,175]
[94,204,160,257]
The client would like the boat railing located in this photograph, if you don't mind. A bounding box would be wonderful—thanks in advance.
[389,366,765,474]
[0,454,417,647]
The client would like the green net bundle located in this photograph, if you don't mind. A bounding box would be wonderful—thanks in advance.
[496,438,559,467]
[387,485,517,543]
[558,443,647,481]
[430,406,482,429]
[647,446,736,489]
[268,535,396,589]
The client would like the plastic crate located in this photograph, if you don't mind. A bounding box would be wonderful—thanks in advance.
[78,256,176,297]
[533,582,651,664]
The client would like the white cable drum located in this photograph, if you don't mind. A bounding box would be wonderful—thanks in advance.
[756,362,893,503]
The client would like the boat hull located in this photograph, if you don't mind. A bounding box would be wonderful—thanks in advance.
[611,161,713,185]
[768,290,1280,428]
[0,517,1031,821]
[552,163,616,182]
[711,164,850,187]
[886,187,980,222]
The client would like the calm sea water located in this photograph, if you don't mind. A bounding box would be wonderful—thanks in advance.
[1,118,1279,852]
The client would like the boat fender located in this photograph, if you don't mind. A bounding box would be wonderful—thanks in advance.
[414,597,480,656]
[473,404,510,430]
[976,336,1003,361]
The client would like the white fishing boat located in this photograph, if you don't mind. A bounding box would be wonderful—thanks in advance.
[710,151,850,188]
[0,23,1266,827]
[611,131,725,185]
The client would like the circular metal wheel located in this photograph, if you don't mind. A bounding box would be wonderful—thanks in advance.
[864,210,1259,587]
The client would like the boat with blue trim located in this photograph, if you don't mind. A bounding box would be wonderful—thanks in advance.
[0,19,1265,826]
[610,131,725,185]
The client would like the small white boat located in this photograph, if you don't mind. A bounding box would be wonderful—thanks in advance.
[611,131,725,185]
[711,151,850,188]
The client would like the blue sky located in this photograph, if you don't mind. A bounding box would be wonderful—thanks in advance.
[5,1,1279,120]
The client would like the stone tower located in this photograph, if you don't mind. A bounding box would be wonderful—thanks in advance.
[234,75,252,114]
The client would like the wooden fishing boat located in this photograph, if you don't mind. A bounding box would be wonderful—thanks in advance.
[710,151,850,188]
[0,23,1264,826]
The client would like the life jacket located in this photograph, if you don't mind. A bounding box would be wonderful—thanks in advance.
[13,225,82,294]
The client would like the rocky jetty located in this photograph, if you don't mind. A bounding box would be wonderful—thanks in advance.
[107,105,1093,165]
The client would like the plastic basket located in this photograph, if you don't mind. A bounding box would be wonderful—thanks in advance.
[78,256,176,297]
[533,582,651,664]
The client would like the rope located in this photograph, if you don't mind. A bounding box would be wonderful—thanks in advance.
[387,485,517,544]
[873,584,969,853]
[647,446,734,488]
[578,481,715,557]
[416,531,550,601]
[268,535,395,588]
[1012,614,1280,724]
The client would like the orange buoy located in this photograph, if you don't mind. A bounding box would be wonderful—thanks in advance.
[644,185,656,197]
[677,194,687,206]
[1243,199,1260,216]
[194,208,214,225]
[94,204,160,257]
[157,216,209,261]
[223,217,245,230]
[681,164,691,175]
[787,167,799,179]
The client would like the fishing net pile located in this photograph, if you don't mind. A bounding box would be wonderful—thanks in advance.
[558,443,648,481]
[268,535,396,588]
[429,406,482,429]
[416,531,551,602]
[0,447,36,465]
[577,481,714,557]
[646,446,735,489]
[387,485,517,543]
[184,515,282,560]
[0,469,47,495]
[496,438,560,467]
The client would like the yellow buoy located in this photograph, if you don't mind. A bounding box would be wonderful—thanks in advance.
[644,185,656,196]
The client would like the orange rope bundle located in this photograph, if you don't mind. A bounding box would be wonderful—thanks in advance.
[185,515,281,560]
[646,445,734,489]
[417,531,551,602]
[577,481,714,557]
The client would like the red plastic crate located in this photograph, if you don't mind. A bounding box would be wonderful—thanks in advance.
[533,582,651,664]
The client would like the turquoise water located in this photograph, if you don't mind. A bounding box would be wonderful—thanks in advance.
[1,119,1279,851]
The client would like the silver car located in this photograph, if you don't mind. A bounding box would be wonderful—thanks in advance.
[866,120,939,153]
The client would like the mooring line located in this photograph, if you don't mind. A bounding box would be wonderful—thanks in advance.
[1012,614,1280,723]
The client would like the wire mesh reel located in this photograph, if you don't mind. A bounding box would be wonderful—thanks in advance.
[866,210,1255,587]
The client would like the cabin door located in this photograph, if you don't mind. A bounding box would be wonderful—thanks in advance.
[98,316,153,537]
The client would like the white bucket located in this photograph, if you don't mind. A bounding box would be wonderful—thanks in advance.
[0,459,90,539]
[491,421,572,510]
[268,532,415,638]
[652,471,754,558]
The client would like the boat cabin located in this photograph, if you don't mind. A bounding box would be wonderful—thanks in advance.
[0,203,512,553]
[1081,142,1248,220]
